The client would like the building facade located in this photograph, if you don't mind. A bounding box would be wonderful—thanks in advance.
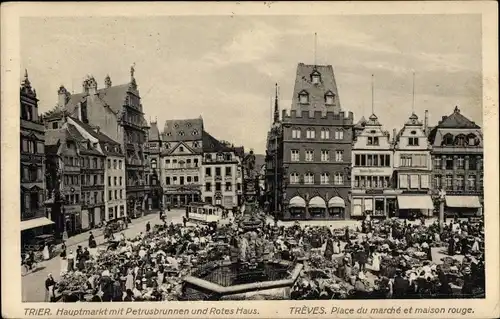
[44,117,83,237]
[20,70,51,241]
[279,63,354,220]
[351,114,397,219]
[160,118,204,207]
[201,132,244,209]
[393,113,434,218]
[145,121,163,210]
[67,116,127,224]
[58,68,150,218]
[427,106,483,216]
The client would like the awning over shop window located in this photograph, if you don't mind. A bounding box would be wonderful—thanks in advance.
[309,196,326,208]
[445,196,481,208]
[289,196,306,208]
[397,195,434,210]
[328,196,346,208]
[21,217,54,231]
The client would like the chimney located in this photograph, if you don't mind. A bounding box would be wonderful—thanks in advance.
[58,85,70,108]
[424,110,429,134]
[82,78,89,95]
[75,105,81,121]
[87,76,98,95]
[392,128,397,143]
[104,74,112,88]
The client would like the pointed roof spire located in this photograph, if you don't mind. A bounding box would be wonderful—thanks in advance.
[22,68,31,88]
[273,83,280,123]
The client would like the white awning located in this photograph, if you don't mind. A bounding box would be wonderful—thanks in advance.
[445,196,481,208]
[328,196,345,208]
[309,196,326,208]
[398,195,434,210]
[289,196,306,208]
[21,217,55,231]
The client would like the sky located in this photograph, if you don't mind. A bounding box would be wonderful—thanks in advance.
[20,15,482,153]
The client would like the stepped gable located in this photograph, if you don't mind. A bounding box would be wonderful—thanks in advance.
[162,118,203,142]
[291,63,341,112]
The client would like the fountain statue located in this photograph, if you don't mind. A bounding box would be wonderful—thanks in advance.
[238,150,265,232]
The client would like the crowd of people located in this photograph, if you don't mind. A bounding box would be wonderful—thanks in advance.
[42,212,485,302]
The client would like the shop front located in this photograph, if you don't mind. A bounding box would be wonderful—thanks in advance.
[397,195,434,218]
[308,196,327,219]
[328,196,346,219]
[351,190,398,219]
[445,195,482,217]
[286,196,306,220]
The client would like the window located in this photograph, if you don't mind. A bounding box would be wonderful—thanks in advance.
[225,182,232,191]
[320,129,330,139]
[172,176,178,185]
[194,158,199,167]
[187,176,192,183]
[408,137,419,146]
[468,134,478,146]
[445,157,454,170]
[299,92,309,104]
[114,190,118,200]
[479,174,483,189]
[367,136,379,145]
[400,155,412,167]
[107,159,111,169]
[433,175,442,189]
[354,176,360,188]
[215,182,221,191]
[52,122,59,129]
[114,176,117,186]
[306,129,315,139]
[290,173,299,184]
[215,167,221,176]
[311,73,321,84]
[109,190,113,200]
[334,173,344,185]
[151,159,157,169]
[434,157,442,169]
[292,129,301,139]
[468,157,477,170]
[180,176,184,185]
[304,173,314,184]
[455,135,466,147]
[399,174,408,188]
[119,177,123,186]
[291,150,300,161]
[325,93,334,105]
[166,177,171,185]
[355,154,361,166]
[443,134,454,146]
[194,176,199,183]
[320,173,330,184]
[179,146,184,152]
[445,175,453,190]
[225,167,232,176]
[93,175,98,185]
[467,175,476,190]
[321,150,329,162]
[335,150,343,162]
[217,153,224,161]
[305,150,314,162]
[455,175,464,190]
[456,156,465,169]
[205,167,211,176]
[108,176,111,186]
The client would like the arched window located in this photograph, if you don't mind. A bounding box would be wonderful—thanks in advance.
[320,128,330,139]
[289,172,299,184]
[442,133,454,146]
[467,134,479,146]
[292,128,301,139]
[320,173,330,184]
[306,128,315,139]
[455,134,466,147]
[334,172,344,185]
[150,159,157,169]
[304,172,314,184]
[325,91,335,105]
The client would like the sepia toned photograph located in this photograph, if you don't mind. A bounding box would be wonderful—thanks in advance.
[2,2,499,318]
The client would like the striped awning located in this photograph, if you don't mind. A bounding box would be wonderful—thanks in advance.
[21,217,54,231]
[289,196,306,208]
[328,196,345,208]
[309,196,326,208]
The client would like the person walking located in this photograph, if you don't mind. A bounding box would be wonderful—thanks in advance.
[146,221,151,233]
[45,274,56,302]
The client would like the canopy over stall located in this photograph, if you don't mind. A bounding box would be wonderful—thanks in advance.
[397,195,434,210]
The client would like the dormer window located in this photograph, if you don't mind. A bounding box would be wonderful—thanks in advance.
[193,141,199,148]
[311,70,321,84]
[164,143,170,149]
[192,129,199,135]
[179,131,185,136]
[325,91,335,105]
[298,90,309,104]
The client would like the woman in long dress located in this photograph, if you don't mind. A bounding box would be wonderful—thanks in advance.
[333,239,341,255]
[371,250,381,274]
[42,244,50,260]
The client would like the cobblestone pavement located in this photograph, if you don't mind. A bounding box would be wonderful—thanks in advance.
[21,209,185,302]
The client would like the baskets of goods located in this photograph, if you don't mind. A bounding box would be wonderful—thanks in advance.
[57,273,89,296]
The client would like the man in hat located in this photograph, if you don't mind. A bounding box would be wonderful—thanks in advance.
[45,273,56,302]
[392,270,409,299]
[461,266,474,298]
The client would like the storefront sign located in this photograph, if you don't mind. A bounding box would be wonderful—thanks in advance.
[366,189,384,195]
[64,206,80,214]
[359,168,388,174]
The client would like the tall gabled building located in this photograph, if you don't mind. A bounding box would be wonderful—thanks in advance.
[55,67,150,218]
[145,120,163,210]
[20,70,52,241]
[427,106,483,216]
[160,118,204,207]
[268,63,354,221]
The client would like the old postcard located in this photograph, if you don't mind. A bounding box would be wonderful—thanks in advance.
[1,1,498,318]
